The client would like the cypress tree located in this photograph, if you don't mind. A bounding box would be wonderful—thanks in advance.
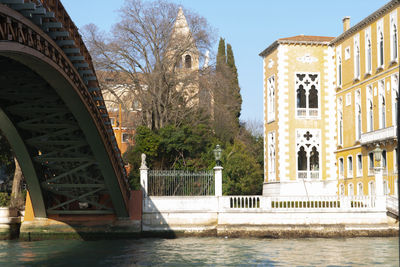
[226,43,242,122]
[216,38,226,71]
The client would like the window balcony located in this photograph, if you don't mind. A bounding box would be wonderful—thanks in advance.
[296,108,319,118]
[297,171,319,180]
[360,126,397,145]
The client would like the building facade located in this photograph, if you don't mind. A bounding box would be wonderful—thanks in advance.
[260,0,399,197]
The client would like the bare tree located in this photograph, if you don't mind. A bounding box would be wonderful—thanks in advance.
[82,0,215,130]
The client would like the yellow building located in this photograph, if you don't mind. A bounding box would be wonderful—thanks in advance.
[259,35,337,196]
[260,0,399,197]
[332,1,399,197]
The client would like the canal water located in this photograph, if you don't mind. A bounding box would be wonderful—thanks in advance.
[0,237,398,266]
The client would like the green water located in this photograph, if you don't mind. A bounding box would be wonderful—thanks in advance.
[0,237,398,266]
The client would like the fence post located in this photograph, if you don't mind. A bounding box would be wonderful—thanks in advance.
[214,166,223,196]
[140,153,149,198]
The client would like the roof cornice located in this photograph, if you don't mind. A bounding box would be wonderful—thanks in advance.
[258,40,330,57]
[330,0,400,45]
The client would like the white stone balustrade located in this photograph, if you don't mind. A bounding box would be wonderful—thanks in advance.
[360,126,397,145]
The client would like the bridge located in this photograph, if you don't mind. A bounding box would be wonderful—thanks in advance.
[0,0,130,219]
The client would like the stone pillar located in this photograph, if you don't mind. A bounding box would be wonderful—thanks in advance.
[374,165,386,210]
[140,153,149,198]
[214,166,223,196]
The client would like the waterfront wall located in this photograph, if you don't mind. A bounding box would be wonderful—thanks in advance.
[142,195,397,237]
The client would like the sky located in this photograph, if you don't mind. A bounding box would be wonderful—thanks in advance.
[62,0,390,123]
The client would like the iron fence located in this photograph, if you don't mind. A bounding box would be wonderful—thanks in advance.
[148,170,214,196]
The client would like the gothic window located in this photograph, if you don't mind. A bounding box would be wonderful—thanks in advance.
[185,55,192,69]
[356,104,362,140]
[347,156,353,178]
[379,80,386,129]
[295,73,319,117]
[357,182,363,196]
[368,181,375,196]
[267,76,275,122]
[296,129,320,179]
[393,24,398,60]
[355,90,362,140]
[338,111,343,145]
[348,183,354,196]
[368,152,374,175]
[339,184,345,196]
[382,150,387,169]
[390,12,398,61]
[357,154,363,177]
[354,36,360,79]
[367,86,373,132]
[365,29,372,74]
[268,132,276,181]
[392,74,398,126]
[339,158,344,178]
[297,147,307,171]
[338,55,342,87]
[378,28,384,68]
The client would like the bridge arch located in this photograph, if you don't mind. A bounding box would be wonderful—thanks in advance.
[0,2,129,218]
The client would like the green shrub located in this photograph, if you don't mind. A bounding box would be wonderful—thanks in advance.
[0,192,10,207]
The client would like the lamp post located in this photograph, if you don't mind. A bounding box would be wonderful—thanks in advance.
[373,144,385,209]
[213,145,223,196]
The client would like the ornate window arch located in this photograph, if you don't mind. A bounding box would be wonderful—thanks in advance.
[339,183,345,196]
[295,73,319,118]
[368,181,375,196]
[296,129,320,180]
[267,75,275,122]
[267,131,276,181]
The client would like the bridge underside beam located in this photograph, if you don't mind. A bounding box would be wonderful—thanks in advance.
[0,56,116,215]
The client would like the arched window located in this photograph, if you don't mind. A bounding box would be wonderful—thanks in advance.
[268,132,276,181]
[379,31,384,67]
[393,24,398,60]
[357,182,364,196]
[369,181,375,196]
[297,146,307,171]
[339,184,345,196]
[392,74,399,126]
[185,55,192,69]
[383,180,389,195]
[310,146,319,171]
[348,183,354,196]
[382,150,387,169]
[309,86,318,109]
[368,100,374,132]
[296,73,319,117]
[338,55,342,86]
[297,85,306,108]
[356,104,362,140]
[367,39,372,73]
[355,44,360,78]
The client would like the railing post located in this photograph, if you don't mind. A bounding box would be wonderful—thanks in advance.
[140,153,149,198]
[214,166,223,196]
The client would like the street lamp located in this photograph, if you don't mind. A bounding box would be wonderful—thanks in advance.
[213,144,222,167]
[373,144,383,167]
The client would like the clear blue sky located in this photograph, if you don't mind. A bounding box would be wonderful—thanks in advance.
[63,0,389,122]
